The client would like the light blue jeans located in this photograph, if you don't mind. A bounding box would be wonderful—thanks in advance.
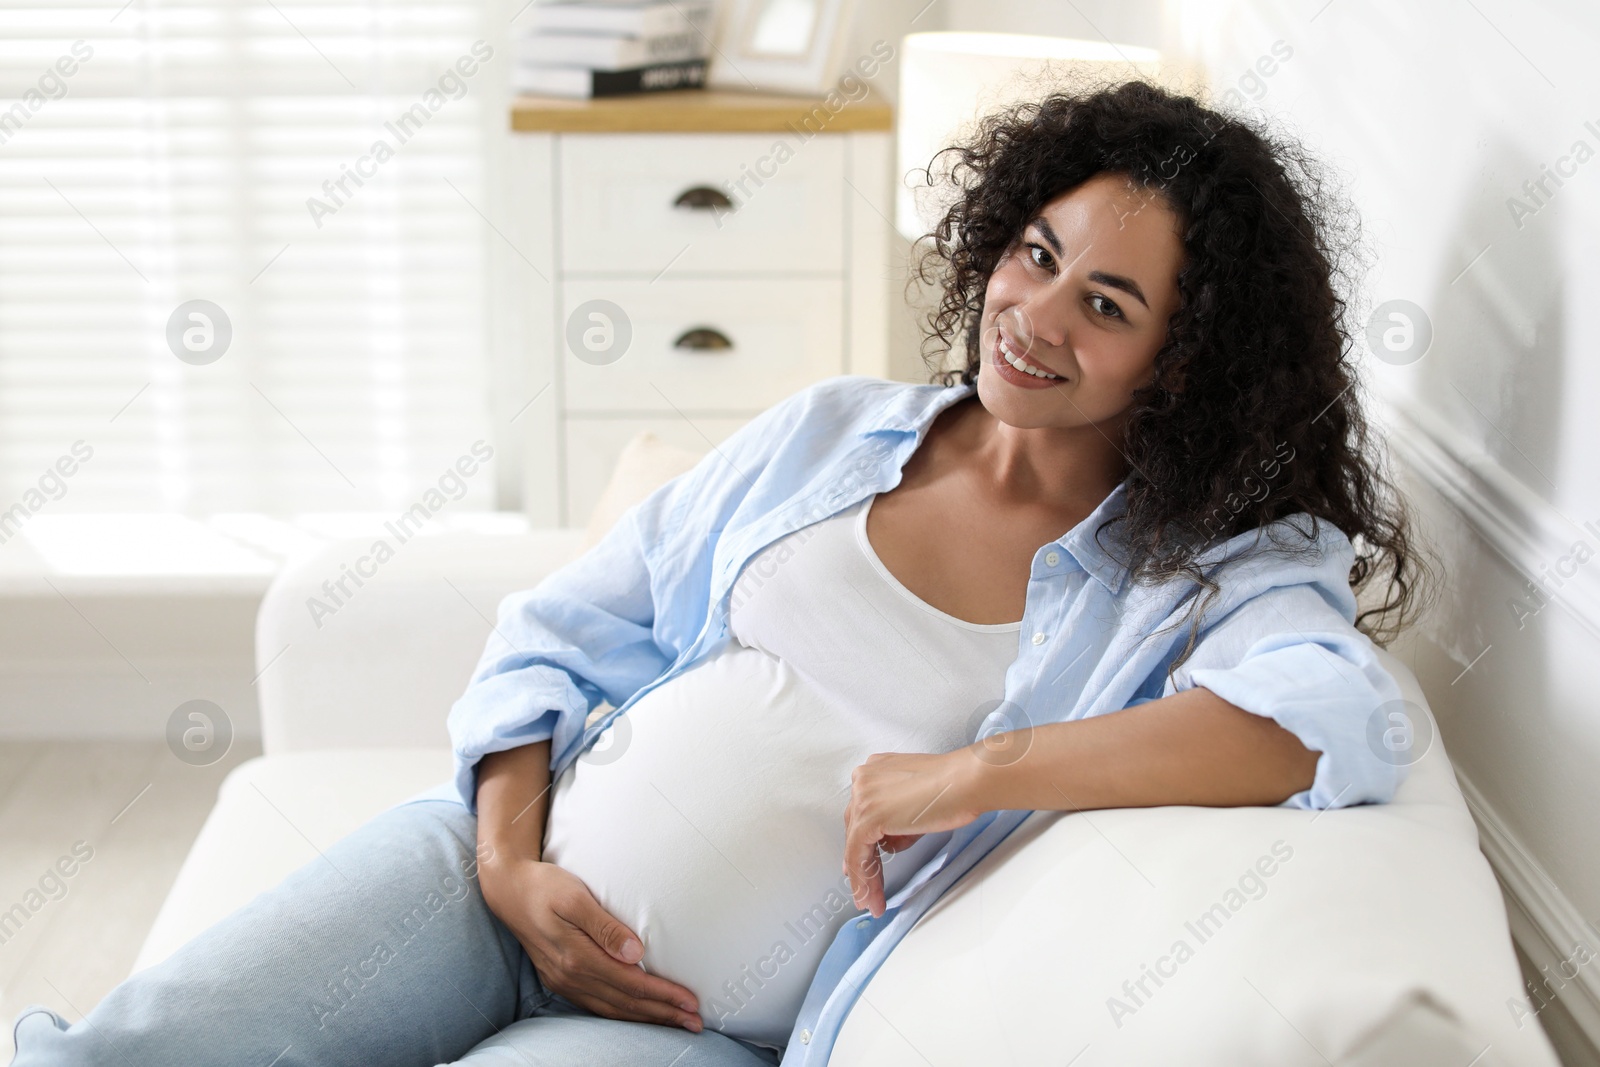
[9,799,781,1067]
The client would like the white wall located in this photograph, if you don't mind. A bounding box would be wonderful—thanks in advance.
[944,0,1162,46]
[0,589,260,741]
[1169,0,1600,1060]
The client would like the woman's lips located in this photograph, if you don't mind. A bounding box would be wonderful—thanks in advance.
[992,331,1063,389]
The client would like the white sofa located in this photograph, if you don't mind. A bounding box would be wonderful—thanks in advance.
[133,517,1564,1066]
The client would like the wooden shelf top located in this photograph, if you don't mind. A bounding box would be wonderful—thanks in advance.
[510,88,892,134]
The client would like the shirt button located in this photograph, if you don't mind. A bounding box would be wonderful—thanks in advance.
[856,918,870,929]
[1031,632,1047,646]
[800,1029,812,1044]
[1045,551,1060,567]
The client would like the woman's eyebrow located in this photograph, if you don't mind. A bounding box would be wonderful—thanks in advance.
[1028,216,1064,256]
[1087,270,1149,309]
[1028,218,1147,308]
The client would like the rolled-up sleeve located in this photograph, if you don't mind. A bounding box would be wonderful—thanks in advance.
[1163,581,1409,810]
[445,378,828,810]
[446,500,674,811]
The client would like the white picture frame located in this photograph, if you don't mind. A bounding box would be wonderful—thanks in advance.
[707,0,860,95]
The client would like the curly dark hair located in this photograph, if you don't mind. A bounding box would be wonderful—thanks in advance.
[911,79,1427,650]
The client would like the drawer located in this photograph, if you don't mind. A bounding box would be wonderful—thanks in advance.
[559,133,845,276]
[561,277,843,413]
[564,414,751,527]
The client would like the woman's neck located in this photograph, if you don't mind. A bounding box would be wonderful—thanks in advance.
[951,394,1130,512]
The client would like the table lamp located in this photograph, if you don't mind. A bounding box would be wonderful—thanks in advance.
[895,32,1162,242]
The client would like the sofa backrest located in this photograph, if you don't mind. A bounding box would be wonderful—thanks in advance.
[255,528,586,752]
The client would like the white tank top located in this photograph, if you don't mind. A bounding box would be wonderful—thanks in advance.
[541,494,1020,1049]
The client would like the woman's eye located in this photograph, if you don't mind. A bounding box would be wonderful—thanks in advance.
[1028,243,1054,270]
[1089,293,1124,320]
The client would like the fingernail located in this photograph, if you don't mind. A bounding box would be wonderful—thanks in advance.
[684,1017,703,1033]
[680,1000,697,1013]
[619,938,643,962]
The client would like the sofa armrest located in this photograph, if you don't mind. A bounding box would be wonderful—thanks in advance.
[830,650,1560,1066]
[254,528,587,753]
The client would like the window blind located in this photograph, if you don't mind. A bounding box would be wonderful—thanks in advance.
[0,0,504,515]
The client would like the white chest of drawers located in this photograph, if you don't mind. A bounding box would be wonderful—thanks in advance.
[504,90,894,527]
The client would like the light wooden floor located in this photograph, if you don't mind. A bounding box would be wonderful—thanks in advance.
[0,739,259,1059]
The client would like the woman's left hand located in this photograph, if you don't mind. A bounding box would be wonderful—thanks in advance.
[842,750,987,918]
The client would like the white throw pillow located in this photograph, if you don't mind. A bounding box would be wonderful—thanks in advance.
[581,431,703,550]
[830,649,1560,1066]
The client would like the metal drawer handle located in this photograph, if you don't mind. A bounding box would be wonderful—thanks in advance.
[672,327,734,351]
[673,186,734,212]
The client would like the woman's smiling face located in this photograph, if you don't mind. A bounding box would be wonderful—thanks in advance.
[975,172,1186,432]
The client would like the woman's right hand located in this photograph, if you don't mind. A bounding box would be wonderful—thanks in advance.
[480,852,704,1032]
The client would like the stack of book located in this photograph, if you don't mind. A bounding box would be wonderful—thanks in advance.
[514,0,718,99]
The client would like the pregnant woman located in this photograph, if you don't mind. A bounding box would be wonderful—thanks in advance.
[12,82,1421,1066]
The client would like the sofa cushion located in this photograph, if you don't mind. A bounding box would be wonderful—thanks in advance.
[828,648,1559,1066]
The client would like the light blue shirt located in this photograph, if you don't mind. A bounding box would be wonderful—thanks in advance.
[444,374,1406,1063]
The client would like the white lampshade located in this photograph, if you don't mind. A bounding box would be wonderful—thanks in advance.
[895,32,1162,242]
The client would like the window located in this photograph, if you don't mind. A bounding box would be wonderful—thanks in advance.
[0,0,506,518]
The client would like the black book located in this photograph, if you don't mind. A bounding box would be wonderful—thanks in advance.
[513,58,707,99]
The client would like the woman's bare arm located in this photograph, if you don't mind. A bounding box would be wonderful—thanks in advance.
[972,686,1318,811]
[476,742,554,861]
[842,687,1320,916]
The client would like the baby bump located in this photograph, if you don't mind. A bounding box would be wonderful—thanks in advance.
[540,645,877,1046]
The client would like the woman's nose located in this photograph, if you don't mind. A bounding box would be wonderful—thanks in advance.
[1008,294,1070,353]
